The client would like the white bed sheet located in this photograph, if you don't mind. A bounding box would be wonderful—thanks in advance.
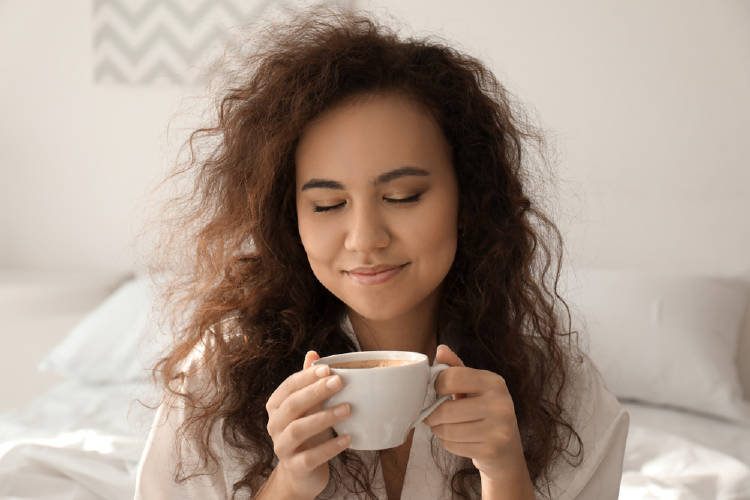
[621,402,750,500]
[3,386,750,499]
[623,402,750,464]
[0,380,158,500]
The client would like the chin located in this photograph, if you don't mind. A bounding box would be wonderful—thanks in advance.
[344,293,425,323]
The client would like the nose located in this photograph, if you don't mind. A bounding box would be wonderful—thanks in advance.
[344,204,390,252]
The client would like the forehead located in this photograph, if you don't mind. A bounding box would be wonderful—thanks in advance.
[294,92,452,184]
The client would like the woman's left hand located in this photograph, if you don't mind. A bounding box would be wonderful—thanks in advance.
[424,345,530,486]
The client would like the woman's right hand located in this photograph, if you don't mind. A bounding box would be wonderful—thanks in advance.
[264,351,351,499]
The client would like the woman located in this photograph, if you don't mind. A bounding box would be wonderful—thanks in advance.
[135,7,628,500]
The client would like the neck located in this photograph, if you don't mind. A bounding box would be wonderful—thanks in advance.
[347,293,441,364]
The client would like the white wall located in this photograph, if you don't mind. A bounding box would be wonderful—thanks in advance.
[1,0,749,276]
[0,1,201,273]
[365,0,750,276]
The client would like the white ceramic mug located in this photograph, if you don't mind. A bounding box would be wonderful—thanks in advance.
[312,351,450,450]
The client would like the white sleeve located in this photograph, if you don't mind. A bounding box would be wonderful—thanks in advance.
[541,354,630,500]
[134,336,252,500]
[134,320,263,499]
[133,393,237,500]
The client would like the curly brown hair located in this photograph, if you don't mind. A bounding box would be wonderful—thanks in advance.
[149,5,582,499]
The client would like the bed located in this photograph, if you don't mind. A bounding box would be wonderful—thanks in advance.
[1,269,749,499]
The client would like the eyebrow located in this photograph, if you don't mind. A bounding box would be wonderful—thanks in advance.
[300,166,430,191]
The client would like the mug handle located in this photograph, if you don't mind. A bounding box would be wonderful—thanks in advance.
[409,363,450,431]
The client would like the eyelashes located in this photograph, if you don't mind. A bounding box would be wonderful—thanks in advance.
[385,193,422,205]
[313,193,423,213]
[313,202,345,213]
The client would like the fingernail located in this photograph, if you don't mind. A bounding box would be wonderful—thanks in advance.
[333,404,348,417]
[326,375,342,389]
[337,435,350,447]
[315,365,329,377]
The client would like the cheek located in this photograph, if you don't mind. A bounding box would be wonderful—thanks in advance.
[298,215,341,267]
[398,202,458,283]
[424,223,458,272]
[411,199,458,257]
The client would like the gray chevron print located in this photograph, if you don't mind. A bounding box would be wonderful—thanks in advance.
[92,0,277,86]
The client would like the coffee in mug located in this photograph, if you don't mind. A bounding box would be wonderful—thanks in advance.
[329,359,417,369]
[312,351,449,450]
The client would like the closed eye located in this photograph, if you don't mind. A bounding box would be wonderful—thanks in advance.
[384,193,422,204]
[312,193,422,213]
[313,201,346,213]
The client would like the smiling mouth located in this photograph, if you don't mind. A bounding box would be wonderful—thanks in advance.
[345,263,409,285]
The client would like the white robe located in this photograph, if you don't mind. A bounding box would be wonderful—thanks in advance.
[134,316,629,499]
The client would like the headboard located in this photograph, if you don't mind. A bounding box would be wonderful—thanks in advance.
[565,269,750,412]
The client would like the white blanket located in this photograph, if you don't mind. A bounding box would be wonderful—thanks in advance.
[0,430,141,500]
[1,384,749,499]
[0,381,156,500]
[620,425,750,499]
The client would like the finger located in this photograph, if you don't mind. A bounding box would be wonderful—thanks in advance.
[266,361,331,411]
[435,367,504,398]
[435,344,465,367]
[303,350,320,370]
[299,351,325,418]
[434,346,469,400]
[422,396,488,426]
[287,434,351,473]
[430,420,489,443]
[270,374,344,435]
[273,403,350,459]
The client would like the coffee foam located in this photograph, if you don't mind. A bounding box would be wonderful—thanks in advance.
[329,359,417,369]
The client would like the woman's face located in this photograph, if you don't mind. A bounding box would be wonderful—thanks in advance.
[295,92,459,321]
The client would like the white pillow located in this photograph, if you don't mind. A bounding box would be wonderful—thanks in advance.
[565,269,750,423]
[39,276,165,383]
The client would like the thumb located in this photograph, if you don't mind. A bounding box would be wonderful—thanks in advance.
[435,344,464,367]
[303,350,320,370]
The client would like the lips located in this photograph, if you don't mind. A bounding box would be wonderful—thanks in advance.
[348,264,404,275]
[346,263,408,285]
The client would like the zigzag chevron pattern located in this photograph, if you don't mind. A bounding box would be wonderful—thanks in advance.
[92,0,275,86]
